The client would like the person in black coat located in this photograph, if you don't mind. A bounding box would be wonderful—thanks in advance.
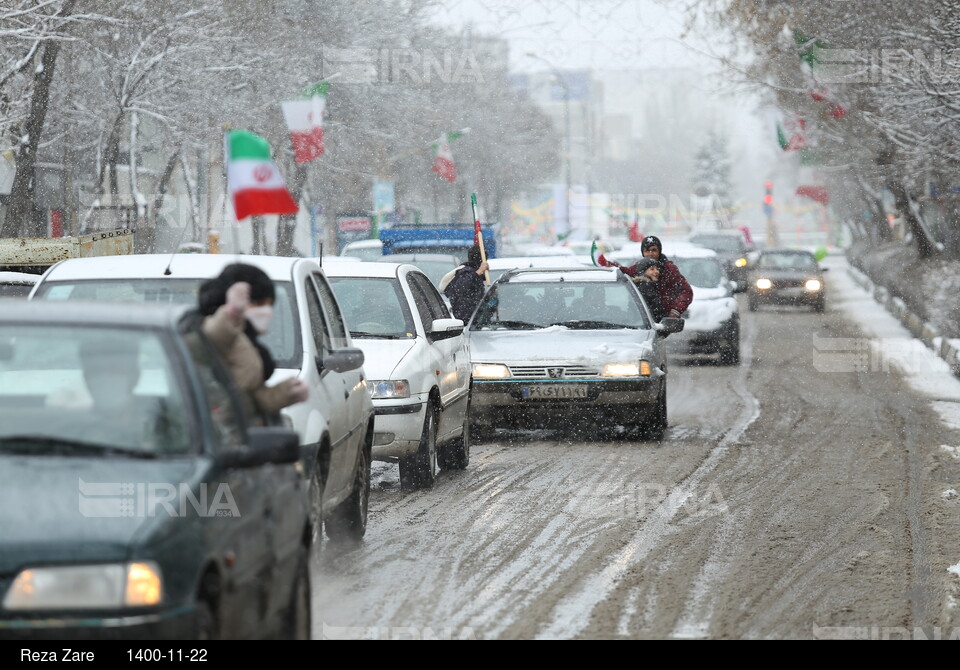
[631,257,666,322]
[442,244,490,322]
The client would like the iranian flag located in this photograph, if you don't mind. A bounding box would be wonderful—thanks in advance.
[281,82,327,164]
[432,131,464,183]
[226,130,299,221]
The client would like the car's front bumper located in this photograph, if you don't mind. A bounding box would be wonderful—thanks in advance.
[0,604,197,640]
[471,378,661,428]
[372,400,425,460]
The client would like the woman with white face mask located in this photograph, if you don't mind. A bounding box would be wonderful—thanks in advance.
[199,263,308,425]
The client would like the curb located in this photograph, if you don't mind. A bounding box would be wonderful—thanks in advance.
[846,265,960,376]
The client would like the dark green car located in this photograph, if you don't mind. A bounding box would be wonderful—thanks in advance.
[0,300,311,640]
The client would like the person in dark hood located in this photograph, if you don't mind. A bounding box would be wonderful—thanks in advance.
[630,257,666,322]
[441,244,490,322]
[199,263,308,423]
[596,235,692,318]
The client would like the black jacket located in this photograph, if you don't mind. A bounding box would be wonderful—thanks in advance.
[443,264,487,322]
[633,276,666,322]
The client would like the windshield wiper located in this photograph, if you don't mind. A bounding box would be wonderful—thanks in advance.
[482,320,538,330]
[551,320,634,330]
[349,331,406,339]
[0,436,158,459]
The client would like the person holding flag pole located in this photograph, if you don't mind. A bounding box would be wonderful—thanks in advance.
[440,193,490,322]
[471,192,490,286]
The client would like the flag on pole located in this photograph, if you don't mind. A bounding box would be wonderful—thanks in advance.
[226,130,299,221]
[281,82,328,164]
[432,131,464,183]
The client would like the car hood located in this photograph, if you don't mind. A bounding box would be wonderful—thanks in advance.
[0,456,202,572]
[350,338,417,379]
[469,327,654,365]
[691,285,730,300]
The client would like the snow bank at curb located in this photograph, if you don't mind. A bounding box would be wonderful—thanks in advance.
[846,264,960,376]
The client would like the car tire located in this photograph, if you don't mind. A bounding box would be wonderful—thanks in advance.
[719,321,740,366]
[439,395,470,471]
[814,298,825,313]
[280,551,311,640]
[641,382,667,441]
[399,402,438,490]
[325,429,371,542]
[194,592,220,640]
[748,296,758,312]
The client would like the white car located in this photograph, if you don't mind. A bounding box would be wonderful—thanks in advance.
[326,262,472,490]
[28,254,375,543]
[662,244,740,365]
[340,239,383,261]
[0,271,40,298]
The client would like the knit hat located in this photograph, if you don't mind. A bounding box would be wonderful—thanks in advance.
[634,257,659,274]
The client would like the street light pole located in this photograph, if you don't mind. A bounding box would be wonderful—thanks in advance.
[526,52,570,242]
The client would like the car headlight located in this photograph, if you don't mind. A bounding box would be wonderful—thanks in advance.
[734,257,748,268]
[755,278,772,290]
[366,380,410,399]
[3,562,163,610]
[805,279,822,291]
[472,363,511,379]
[601,361,652,377]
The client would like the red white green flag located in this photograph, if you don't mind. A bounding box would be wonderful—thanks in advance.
[281,82,327,163]
[226,130,299,221]
[432,131,464,183]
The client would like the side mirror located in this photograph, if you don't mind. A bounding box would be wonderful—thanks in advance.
[657,317,685,337]
[429,318,464,341]
[220,427,301,468]
[322,347,365,373]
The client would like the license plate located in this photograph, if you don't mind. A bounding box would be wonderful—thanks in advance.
[521,384,589,399]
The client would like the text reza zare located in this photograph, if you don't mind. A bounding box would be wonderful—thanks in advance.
[20,650,94,662]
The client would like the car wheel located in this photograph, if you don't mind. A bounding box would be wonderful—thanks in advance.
[439,395,470,471]
[719,322,740,366]
[280,551,311,640]
[748,296,758,312]
[814,298,825,313]
[399,402,438,490]
[194,593,220,640]
[308,465,324,549]
[641,382,667,441]
[325,430,371,542]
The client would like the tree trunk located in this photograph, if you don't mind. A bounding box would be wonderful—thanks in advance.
[276,162,307,256]
[887,177,938,257]
[141,147,181,253]
[2,3,76,238]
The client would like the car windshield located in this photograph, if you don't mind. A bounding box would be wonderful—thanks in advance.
[32,279,301,369]
[472,281,651,330]
[757,253,818,271]
[0,325,192,456]
[0,283,34,298]
[328,276,416,339]
[672,257,724,288]
[690,236,744,254]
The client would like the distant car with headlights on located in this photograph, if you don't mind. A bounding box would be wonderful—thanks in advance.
[0,301,309,640]
[467,267,683,441]
[666,245,741,365]
[747,249,827,312]
[687,230,754,291]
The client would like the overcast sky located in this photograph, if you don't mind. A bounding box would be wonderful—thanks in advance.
[429,0,727,76]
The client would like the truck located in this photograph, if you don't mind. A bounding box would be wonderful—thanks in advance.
[378,223,497,262]
[0,229,134,275]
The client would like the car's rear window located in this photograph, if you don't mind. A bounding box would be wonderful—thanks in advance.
[33,279,301,369]
[472,281,651,330]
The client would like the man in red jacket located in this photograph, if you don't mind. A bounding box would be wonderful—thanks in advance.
[596,235,693,318]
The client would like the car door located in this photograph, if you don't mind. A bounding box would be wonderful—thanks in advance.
[182,323,273,638]
[311,270,367,451]
[406,270,469,441]
[299,270,354,499]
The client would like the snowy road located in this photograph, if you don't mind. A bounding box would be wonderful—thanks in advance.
[310,256,960,639]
